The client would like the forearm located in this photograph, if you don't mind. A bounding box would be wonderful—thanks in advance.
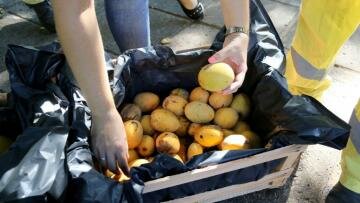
[52,0,116,116]
[220,0,249,30]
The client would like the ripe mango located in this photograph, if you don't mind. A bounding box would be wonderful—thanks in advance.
[120,104,142,121]
[156,132,180,154]
[187,142,203,160]
[129,159,150,168]
[134,92,160,112]
[242,131,262,148]
[137,135,155,157]
[171,88,189,100]
[184,101,215,123]
[198,63,234,92]
[162,95,188,116]
[195,125,224,147]
[231,93,251,119]
[188,123,203,137]
[175,116,191,136]
[140,115,155,135]
[209,92,233,109]
[128,149,139,163]
[124,120,143,149]
[189,87,209,103]
[233,121,250,134]
[214,108,239,129]
[220,134,251,150]
[151,109,180,132]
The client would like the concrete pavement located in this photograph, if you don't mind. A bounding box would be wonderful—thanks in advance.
[1,0,359,202]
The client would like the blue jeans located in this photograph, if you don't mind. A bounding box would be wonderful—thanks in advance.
[105,0,150,52]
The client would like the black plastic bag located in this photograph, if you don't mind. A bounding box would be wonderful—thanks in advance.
[0,0,350,202]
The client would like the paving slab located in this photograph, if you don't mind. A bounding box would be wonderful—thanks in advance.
[149,9,193,47]
[335,27,360,73]
[0,12,56,72]
[167,22,219,52]
[0,0,17,9]
[5,0,39,24]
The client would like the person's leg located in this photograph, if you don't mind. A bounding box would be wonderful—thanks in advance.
[284,0,360,100]
[24,0,55,33]
[105,0,150,52]
[327,99,360,202]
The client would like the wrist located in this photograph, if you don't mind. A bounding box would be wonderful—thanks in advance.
[91,102,118,119]
[225,32,249,44]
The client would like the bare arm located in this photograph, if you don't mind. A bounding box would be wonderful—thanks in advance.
[221,0,249,31]
[51,0,129,175]
[209,0,250,94]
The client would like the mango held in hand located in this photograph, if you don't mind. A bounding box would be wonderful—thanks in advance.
[198,63,235,92]
[151,109,180,132]
[195,125,224,147]
[220,134,251,150]
[124,120,143,149]
[156,132,180,154]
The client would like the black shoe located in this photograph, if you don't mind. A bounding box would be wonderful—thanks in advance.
[326,182,360,203]
[177,0,204,20]
[26,0,55,33]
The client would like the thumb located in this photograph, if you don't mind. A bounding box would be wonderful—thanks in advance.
[208,51,225,64]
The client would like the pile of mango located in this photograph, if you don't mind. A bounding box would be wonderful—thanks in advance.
[105,63,262,182]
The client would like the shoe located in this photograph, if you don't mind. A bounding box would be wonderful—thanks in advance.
[26,0,55,33]
[177,0,204,20]
[326,182,360,203]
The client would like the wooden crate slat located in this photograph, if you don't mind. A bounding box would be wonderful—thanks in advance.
[143,145,306,193]
[162,168,294,203]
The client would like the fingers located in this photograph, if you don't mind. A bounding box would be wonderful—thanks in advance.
[98,152,107,171]
[221,71,247,95]
[222,80,242,95]
[106,154,120,175]
[116,152,130,176]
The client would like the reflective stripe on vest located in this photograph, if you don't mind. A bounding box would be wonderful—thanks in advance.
[350,101,360,154]
[291,47,328,81]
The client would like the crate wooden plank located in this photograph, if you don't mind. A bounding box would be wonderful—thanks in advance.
[143,145,306,193]
[162,167,294,203]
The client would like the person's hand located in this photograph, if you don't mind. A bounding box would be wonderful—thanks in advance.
[208,33,249,94]
[91,108,130,175]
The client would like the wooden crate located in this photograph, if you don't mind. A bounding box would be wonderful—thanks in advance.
[142,144,307,203]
